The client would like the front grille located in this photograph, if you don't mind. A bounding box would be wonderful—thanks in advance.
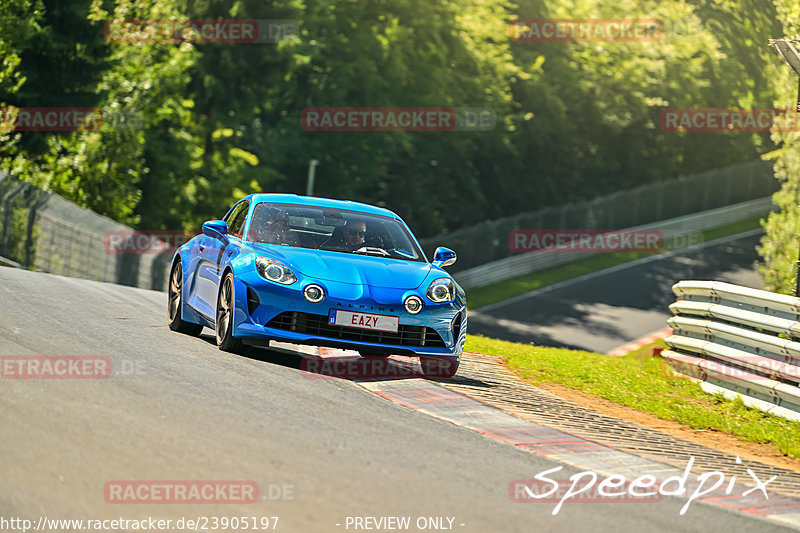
[266,311,446,348]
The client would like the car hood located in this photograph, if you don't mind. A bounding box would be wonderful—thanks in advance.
[252,244,431,289]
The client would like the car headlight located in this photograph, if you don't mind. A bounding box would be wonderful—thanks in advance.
[426,278,455,303]
[256,257,297,285]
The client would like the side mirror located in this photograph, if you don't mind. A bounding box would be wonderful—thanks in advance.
[202,220,229,241]
[432,246,457,268]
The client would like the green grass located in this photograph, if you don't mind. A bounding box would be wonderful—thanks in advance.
[467,217,763,310]
[466,334,800,459]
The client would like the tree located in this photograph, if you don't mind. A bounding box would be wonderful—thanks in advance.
[757,0,800,293]
[0,0,43,159]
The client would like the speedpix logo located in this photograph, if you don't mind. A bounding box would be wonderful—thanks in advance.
[511,456,775,516]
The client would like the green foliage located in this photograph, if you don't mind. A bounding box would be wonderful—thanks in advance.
[507,0,781,210]
[2,0,199,226]
[0,0,43,97]
[0,0,790,237]
[467,334,800,458]
[758,0,800,294]
[0,0,43,158]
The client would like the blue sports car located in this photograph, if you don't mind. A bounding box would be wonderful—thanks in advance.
[168,194,467,378]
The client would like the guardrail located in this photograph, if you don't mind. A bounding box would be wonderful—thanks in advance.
[663,280,800,421]
[421,159,776,272]
[454,197,774,290]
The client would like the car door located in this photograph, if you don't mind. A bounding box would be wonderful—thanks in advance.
[193,200,250,318]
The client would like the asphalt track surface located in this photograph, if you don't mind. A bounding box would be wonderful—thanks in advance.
[2,266,796,532]
[468,231,764,353]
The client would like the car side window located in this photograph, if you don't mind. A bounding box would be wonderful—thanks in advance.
[225,201,250,238]
[223,202,241,224]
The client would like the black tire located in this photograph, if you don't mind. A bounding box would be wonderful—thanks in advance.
[419,356,460,379]
[168,261,203,336]
[216,272,243,353]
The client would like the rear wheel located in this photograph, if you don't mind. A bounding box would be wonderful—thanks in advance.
[168,261,203,336]
[419,357,459,379]
[216,272,243,353]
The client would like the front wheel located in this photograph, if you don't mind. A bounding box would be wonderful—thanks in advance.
[419,357,460,379]
[216,272,243,353]
[168,261,203,336]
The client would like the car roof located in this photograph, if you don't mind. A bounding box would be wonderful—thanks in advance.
[244,193,401,220]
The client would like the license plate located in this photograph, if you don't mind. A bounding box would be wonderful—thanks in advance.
[329,310,399,333]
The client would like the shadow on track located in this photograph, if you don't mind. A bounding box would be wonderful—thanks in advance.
[194,331,493,385]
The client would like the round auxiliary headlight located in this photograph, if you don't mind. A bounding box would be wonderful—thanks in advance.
[304,284,325,303]
[404,295,423,315]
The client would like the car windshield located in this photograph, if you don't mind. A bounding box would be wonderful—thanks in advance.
[246,202,425,262]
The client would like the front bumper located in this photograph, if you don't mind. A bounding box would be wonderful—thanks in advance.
[230,271,467,358]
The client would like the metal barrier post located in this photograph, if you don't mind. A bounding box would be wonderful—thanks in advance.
[24,192,51,267]
[796,232,800,297]
[1,178,30,258]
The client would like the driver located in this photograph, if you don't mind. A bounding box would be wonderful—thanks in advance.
[342,219,367,251]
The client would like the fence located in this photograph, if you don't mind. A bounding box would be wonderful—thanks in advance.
[453,196,774,290]
[663,280,800,421]
[420,159,776,273]
[0,172,173,291]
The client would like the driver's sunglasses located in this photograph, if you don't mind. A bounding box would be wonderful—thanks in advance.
[346,229,366,237]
